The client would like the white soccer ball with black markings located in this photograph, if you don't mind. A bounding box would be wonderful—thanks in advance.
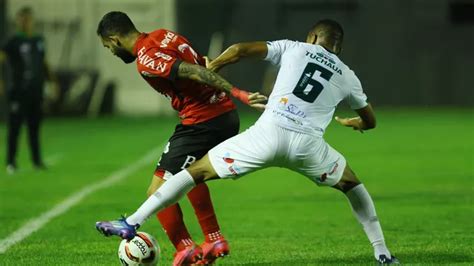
[118,231,160,265]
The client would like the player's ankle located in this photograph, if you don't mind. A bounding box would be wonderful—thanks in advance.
[373,243,391,260]
[176,238,195,251]
[205,230,224,242]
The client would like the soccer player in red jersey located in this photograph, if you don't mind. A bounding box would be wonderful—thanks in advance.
[96,11,266,265]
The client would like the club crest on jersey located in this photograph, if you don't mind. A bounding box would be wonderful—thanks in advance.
[277,97,288,109]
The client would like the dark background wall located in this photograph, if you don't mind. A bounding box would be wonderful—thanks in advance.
[177,0,474,106]
[0,0,6,118]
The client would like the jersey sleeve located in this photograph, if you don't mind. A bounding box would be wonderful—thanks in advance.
[345,74,368,109]
[264,39,295,65]
[137,49,181,80]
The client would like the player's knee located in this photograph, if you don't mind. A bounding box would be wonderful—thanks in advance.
[332,165,361,193]
[187,156,218,183]
[146,186,155,197]
[333,179,360,193]
[147,174,166,197]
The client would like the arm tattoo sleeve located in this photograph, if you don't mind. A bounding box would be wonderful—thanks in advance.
[177,62,233,92]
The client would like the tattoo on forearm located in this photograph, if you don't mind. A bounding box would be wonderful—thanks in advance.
[178,62,233,92]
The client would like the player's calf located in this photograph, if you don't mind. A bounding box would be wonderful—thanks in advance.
[334,164,396,263]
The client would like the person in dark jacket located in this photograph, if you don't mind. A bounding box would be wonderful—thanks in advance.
[0,7,58,174]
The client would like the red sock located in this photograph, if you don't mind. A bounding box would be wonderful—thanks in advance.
[156,204,194,251]
[205,230,224,242]
[186,183,224,242]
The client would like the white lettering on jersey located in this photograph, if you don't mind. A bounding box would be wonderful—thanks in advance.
[305,51,343,75]
[160,31,176,48]
[138,46,168,73]
[155,52,173,61]
[261,40,368,135]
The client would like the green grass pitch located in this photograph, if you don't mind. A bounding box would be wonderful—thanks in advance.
[0,108,472,265]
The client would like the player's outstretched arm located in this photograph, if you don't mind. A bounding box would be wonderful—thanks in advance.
[205,42,268,72]
[335,104,376,132]
[177,61,267,111]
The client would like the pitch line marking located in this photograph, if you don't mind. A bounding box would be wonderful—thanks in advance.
[0,146,162,254]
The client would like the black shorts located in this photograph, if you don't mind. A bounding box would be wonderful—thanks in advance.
[155,110,240,176]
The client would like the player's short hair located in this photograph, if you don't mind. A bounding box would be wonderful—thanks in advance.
[17,6,33,17]
[309,19,344,52]
[97,11,137,37]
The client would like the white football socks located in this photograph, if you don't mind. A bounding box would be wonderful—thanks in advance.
[126,169,196,226]
[345,184,391,260]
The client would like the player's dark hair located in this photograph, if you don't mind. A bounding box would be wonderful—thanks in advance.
[310,19,344,54]
[17,6,33,17]
[97,11,138,37]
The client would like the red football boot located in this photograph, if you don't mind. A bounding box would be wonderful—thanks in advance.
[197,239,230,264]
[172,244,203,266]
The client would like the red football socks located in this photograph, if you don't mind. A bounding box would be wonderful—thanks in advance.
[156,204,193,251]
[186,183,222,240]
[156,181,222,250]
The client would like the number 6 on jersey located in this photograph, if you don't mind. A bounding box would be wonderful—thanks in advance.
[292,63,333,103]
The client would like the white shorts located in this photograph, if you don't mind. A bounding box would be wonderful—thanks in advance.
[208,121,346,186]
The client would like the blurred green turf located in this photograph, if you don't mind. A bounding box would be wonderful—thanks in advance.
[0,108,473,265]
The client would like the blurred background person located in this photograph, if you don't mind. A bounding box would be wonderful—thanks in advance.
[0,6,58,174]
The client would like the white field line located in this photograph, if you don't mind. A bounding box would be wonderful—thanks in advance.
[0,147,161,254]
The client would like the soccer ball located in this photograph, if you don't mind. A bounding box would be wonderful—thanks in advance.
[118,231,160,266]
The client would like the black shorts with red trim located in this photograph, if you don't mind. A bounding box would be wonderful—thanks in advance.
[155,110,239,177]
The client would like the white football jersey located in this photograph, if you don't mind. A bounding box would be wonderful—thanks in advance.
[258,40,368,136]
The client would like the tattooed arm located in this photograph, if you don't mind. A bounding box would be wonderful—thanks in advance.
[177,61,234,93]
[177,61,267,110]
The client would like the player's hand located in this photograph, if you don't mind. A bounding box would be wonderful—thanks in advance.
[334,116,364,133]
[248,92,267,112]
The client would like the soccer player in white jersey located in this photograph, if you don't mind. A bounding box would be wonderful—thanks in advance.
[97,19,399,265]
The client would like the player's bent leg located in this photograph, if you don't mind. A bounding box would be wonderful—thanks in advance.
[185,155,231,264]
[150,172,196,253]
[333,164,399,264]
[331,163,361,193]
[95,125,270,237]
[187,154,220,183]
[147,174,166,197]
